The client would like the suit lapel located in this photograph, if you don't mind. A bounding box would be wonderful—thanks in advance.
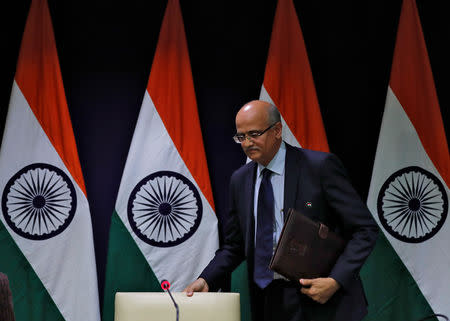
[243,162,257,254]
[284,144,302,219]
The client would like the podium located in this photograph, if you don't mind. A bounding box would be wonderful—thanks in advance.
[114,292,240,321]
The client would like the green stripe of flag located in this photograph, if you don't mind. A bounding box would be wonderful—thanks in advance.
[0,222,63,321]
[231,261,252,321]
[102,210,162,321]
[361,233,436,321]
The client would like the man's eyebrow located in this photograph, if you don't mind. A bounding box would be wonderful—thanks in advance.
[237,129,260,133]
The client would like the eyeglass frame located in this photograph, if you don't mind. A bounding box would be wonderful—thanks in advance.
[232,122,278,143]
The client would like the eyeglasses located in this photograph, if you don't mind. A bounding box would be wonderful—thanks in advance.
[233,123,277,143]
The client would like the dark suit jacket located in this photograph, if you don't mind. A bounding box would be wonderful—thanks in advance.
[200,144,378,321]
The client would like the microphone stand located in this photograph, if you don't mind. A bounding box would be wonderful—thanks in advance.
[161,280,179,321]
[166,287,179,321]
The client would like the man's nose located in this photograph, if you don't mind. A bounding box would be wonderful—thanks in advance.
[241,137,254,147]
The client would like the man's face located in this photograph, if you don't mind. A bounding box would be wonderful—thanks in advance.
[235,107,281,166]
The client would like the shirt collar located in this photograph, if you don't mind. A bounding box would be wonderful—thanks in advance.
[257,141,286,177]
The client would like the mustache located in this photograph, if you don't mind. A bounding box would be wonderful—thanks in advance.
[244,146,259,153]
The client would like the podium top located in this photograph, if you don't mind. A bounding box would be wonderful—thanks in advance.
[115,292,240,321]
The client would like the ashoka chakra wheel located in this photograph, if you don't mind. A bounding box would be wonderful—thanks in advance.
[377,166,448,243]
[2,163,77,240]
[128,171,203,247]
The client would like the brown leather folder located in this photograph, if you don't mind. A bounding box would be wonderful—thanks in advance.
[269,208,346,280]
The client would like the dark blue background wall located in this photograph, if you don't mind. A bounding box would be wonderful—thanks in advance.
[1,0,448,311]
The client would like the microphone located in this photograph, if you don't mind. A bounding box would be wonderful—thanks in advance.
[160,279,179,321]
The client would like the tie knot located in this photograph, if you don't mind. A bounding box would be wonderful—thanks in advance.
[262,168,272,180]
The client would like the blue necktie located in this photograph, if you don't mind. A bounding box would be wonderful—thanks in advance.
[254,168,274,289]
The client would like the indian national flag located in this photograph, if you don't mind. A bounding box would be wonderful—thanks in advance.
[102,0,219,320]
[232,1,329,320]
[0,0,101,320]
[361,0,450,320]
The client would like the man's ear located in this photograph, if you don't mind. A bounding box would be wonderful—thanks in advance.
[274,121,282,138]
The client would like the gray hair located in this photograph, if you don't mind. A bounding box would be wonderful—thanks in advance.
[267,104,281,124]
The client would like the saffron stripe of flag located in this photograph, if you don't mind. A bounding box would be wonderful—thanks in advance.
[260,0,329,152]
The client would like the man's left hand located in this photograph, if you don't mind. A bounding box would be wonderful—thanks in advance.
[299,277,340,304]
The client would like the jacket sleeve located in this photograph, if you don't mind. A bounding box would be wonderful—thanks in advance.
[320,154,379,290]
[199,171,246,291]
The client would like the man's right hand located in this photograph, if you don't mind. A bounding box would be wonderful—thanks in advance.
[183,278,209,296]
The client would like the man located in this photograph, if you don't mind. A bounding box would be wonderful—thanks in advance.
[185,100,378,321]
